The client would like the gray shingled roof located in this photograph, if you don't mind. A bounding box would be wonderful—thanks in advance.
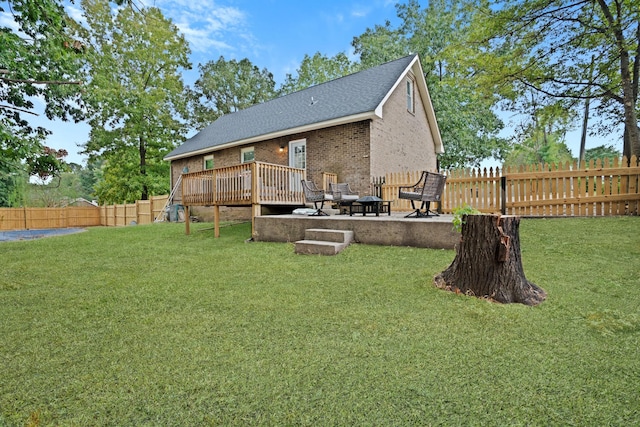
[165,55,419,160]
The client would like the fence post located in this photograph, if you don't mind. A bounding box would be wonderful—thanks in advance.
[501,176,507,215]
[372,176,385,198]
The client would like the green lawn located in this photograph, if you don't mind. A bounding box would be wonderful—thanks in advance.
[1,218,639,426]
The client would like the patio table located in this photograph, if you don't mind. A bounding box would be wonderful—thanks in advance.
[349,196,391,216]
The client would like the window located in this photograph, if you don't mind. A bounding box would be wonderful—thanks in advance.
[204,154,214,170]
[406,78,415,113]
[241,147,255,163]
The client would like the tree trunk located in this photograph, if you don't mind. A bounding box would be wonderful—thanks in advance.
[597,0,640,159]
[139,135,148,200]
[434,214,546,306]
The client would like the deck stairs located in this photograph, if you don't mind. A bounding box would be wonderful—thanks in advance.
[295,229,354,255]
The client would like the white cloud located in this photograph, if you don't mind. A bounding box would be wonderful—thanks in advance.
[65,3,84,24]
[0,8,20,32]
[350,7,370,18]
[148,0,252,55]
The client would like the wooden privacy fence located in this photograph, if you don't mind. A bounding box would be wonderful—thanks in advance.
[99,195,169,226]
[0,206,101,231]
[381,156,640,216]
[0,196,169,231]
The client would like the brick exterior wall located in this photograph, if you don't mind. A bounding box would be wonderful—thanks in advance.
[170,121,372,196]
[369,72,438,176]
[305,122,371,193]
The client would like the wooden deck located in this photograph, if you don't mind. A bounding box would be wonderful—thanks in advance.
[181,162,306,207]
[181,162,309,236]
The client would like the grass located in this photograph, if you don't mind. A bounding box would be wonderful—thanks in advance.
[1,217,639,426]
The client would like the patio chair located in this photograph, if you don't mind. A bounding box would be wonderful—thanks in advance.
[329,182,360,214]
[398,171,446,218]
[301,179,333,216]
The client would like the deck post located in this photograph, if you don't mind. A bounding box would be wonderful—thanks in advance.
[251,203,261,239]
[501,176,507,215]
[184,205,190,235]
[214,205,220,238]
[250,162,259,238]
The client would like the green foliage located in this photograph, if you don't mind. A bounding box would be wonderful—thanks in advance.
[80,0,192,203]
[0,218,638,425]
[431,82,508,168]
[505,128,574,167]
[473,0,640,158]
[194,56,277,129]
[25,146,69,180]
[353,21,408,69]
[279,52,359,95]
[1,0,84,202]
[0,164,27,207]
[26,166,97,207]
[584,144,621,164]
[93,152,170,204]
[498,95,576,167]
[451,204,480,232]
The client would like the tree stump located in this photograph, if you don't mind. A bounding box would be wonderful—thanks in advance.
[434,214,546,306]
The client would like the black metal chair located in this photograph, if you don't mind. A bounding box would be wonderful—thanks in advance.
[301,180,332,216]
[329,182,360,214]
[398,171,446,218]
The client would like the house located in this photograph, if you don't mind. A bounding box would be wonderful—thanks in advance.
[164,54,443,220]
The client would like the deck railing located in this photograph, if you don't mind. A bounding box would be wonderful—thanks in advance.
[256,162,305,204]
[182,170,215,205]
[215,164,253,205]
[321,172,338,191]
[181,162,306,207]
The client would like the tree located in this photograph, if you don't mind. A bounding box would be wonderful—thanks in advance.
[504,129,574,167]
[352,0,509,169]
[194,56,277,129]
[1,0,84,204]
[0,165,27,207]
[476,0,640,160]
[505,99,575,167]
[80,0,192,203]
[25,161,99,207]
[353,21,409,69]
[279,52,359,95]
[584,144,621,163]
[434,214,547,306]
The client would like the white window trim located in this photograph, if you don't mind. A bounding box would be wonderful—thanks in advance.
[241,146,255,163]
[406,78,415,114]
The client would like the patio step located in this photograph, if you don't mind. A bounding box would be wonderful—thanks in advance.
[295,229,354,255]
[304,229,353,243]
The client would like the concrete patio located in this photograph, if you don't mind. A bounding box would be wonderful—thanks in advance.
[253,212,459,249]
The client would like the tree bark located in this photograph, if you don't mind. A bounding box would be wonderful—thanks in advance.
[434,214,546,306]
[597,0,640,159]
[139,135,148,200]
